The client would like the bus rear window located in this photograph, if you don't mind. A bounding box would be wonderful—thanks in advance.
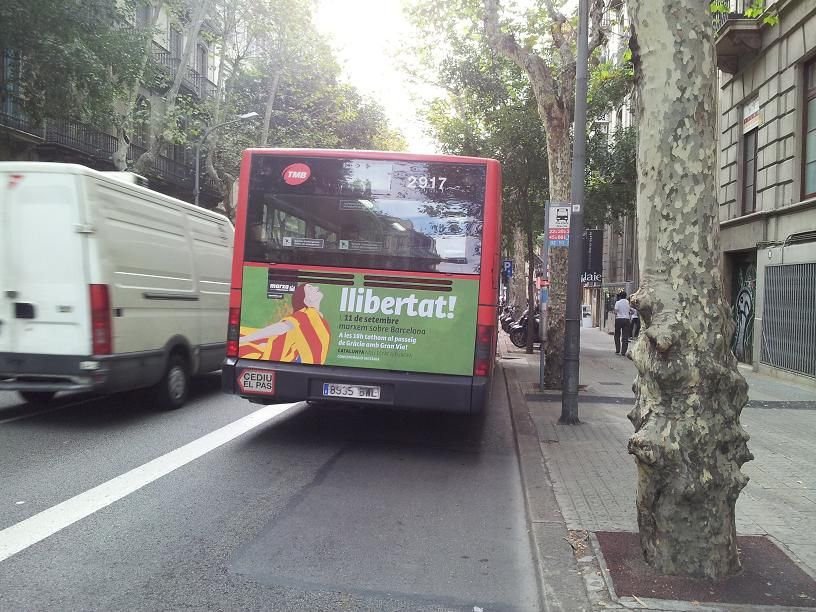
[244,156,486,275]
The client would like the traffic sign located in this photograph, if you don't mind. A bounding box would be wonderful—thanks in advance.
[237,368,276,395]
[502,259,513,277]
[548,204,571,247]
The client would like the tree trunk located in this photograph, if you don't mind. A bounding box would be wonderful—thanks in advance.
[509,227,527,315]
[261,70,282,146]
[112,126,130,171]
[134,0,213,176]
[220,173,236,220]
[626,0,753,579]
[112,4,163,170]
[484,0,579,388]
[541,125,572,388]
[525,218,536,354]
[203,23,232,205]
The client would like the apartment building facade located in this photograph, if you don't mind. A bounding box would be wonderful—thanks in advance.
[0,3,222,205]
[590,2,640,331]
[716,0,816,384]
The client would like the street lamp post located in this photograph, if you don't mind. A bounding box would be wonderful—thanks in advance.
[193,111,259,207]
[561,0,589,424]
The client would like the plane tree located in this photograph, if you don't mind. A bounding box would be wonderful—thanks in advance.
[625,0,753,578]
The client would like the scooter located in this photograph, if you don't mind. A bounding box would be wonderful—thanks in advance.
[509,311,540,348]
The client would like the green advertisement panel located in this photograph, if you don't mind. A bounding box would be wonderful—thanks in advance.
[238,266,478,376]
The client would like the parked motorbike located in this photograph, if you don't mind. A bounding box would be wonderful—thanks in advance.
[509,311,540,348]
[499,307,517,333]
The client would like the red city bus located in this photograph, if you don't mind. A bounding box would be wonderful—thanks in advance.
[221,149,501,413]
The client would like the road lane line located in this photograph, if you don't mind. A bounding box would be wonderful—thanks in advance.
[0,402,297,563]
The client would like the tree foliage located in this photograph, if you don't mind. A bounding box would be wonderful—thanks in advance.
[586,126,636,228]
[0,0,147,124]
[1,0,404,215]
[710,0,778,25]
[197,1,405,216]
[406,0,636,242]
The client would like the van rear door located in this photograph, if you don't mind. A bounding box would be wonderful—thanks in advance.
[0,168,91,357]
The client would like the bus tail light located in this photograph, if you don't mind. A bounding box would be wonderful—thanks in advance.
[89,284,112,355]
[473,324,494,377]
[226,306,241,358]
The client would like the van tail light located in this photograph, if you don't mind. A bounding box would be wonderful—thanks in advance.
[89,284,112,355]
[473,324,494,377]
[226,306,241,358]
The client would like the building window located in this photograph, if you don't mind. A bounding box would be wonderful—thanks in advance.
[804,59,816,199]
[136,2,152,28]
[169,27,183,60]
[743,129,757,213]
[741,97,760,215]
[1,51,21,116]
[196,44,207,77]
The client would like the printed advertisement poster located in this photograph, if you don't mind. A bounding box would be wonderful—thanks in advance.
[238,266,479,376]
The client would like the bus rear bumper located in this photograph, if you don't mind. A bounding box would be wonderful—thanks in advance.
[222,358,488,414]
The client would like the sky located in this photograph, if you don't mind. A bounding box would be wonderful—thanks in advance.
[313,0,440,154]
[313,0,579,154]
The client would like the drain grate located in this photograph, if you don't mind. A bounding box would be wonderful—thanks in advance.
[599,382,623,386]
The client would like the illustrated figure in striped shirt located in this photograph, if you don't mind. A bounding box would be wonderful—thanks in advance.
[239,283,331,364]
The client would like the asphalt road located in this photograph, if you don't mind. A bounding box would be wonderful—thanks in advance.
[0,372,540,612]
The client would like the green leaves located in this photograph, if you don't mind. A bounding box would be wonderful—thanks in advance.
[585,126,636,228]
[710,1,779,26]
[195,0,403,187]
[0,0,147,124]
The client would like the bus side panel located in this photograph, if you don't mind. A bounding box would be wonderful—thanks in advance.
[478,160,501,317]
[229,151,253,308]
[477,160,502,376]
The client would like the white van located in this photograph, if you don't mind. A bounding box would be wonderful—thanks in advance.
[0,163,234,409]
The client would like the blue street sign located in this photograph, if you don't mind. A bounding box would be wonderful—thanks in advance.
[502,259,513,277]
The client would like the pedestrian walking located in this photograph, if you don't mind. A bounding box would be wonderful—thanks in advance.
[630,302,640,339]
[613,291,631,356]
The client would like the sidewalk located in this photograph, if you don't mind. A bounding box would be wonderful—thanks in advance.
[499,328,816,611]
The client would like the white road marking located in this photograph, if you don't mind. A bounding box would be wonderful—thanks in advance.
[0,402,297,563]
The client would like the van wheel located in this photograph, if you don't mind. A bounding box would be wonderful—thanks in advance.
[19,391,56,405]
[155,353,189,410]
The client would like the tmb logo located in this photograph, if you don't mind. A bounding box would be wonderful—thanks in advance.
[282,163,311,186]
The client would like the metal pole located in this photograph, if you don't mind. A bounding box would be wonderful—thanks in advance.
[194,138,202,207]
[560,0,589,424]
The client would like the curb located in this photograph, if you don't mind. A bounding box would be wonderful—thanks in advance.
[501,363,592,612]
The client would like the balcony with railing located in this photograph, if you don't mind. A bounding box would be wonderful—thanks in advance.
[152,41,182,75]
[713,0,766,74]
[0,96,221,201]
[0,95,44,139]
[151,42,217,100]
